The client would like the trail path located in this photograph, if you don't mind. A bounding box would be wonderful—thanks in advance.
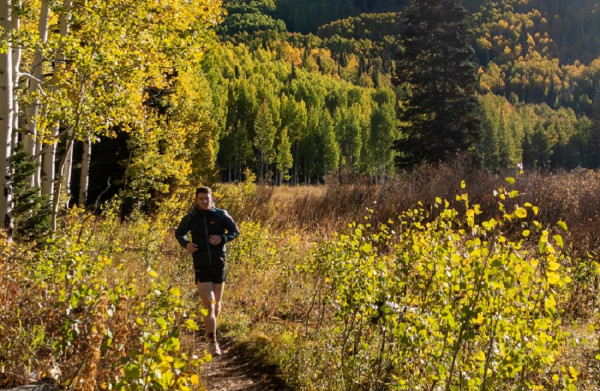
[199,336,287,391]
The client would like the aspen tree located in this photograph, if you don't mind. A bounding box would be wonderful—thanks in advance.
[0,0,15,230]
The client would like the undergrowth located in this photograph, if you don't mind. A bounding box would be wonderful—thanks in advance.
[1,163,600,390]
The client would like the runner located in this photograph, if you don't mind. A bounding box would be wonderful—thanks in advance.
[175,186,239,356]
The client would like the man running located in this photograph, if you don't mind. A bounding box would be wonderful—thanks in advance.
[175,186,239,356]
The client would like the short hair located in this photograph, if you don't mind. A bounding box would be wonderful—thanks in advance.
[195,186,212,197]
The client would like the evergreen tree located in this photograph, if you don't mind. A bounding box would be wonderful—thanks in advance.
[522,125,552,169]
[9,143,51,242]
[393,0,480,169]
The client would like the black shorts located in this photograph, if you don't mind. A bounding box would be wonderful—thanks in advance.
[194,265,226,284]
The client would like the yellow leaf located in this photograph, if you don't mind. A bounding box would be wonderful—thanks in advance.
[514,208,527,219]
[472,312,484,324]
[569,366,579,381]
[190,375,199,385]
[557,220,568,231]
[184,319,199,331]
[522,229,530,237]
[148,270,158,278]
[475,351,486,361]
[553,235,564,248]
[461,180,466,189]
[548,261,560,271]
[545,295,556,311]
[505,177,515,184]
[530,259,539,268]
[546,271,560,285]
[170,286,181,297]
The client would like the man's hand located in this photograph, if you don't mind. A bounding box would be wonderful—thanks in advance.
[185,242,198,253]
[209,235,222,245]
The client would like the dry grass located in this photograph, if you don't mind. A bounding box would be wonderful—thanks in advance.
[222,162,600,259]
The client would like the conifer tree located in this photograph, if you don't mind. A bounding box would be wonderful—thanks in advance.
[393,0,480,168]
[9,143,51,242]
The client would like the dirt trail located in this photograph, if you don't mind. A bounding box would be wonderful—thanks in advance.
[200,336,287,391]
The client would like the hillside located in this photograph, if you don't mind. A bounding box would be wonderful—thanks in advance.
[195,0,600,187]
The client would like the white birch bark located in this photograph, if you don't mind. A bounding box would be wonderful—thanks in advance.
[78,136,91,205]
[52,133,73,230]
[25,0,50,190]
[44,0,71,206]
[62,125,73,202]
[10,0,20,150]
[0,0,15,230]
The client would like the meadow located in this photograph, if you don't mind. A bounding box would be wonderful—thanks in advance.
[1,161,599,390]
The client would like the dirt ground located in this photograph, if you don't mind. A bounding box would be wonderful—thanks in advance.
[199,336,288,391]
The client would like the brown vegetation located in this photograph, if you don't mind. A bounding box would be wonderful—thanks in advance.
[222,161,600,259]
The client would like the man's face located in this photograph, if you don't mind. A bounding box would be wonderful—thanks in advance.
[196,192,212,210]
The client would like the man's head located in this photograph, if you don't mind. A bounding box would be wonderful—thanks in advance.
[195,186,213,210]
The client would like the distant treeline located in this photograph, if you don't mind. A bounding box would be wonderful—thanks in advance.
[73,0,600,207]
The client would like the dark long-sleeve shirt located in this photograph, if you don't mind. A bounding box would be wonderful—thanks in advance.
[175,206,239,266]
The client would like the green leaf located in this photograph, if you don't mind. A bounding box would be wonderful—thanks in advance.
[124,365,141,379]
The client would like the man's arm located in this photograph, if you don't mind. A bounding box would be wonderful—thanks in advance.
[220,210,240,244]
[174,213,192,248]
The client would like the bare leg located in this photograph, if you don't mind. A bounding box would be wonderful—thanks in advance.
[196,282,225,336]
[213,283,224,322]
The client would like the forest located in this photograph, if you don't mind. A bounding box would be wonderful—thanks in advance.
[3,0,600,222]
[1,0,600,390]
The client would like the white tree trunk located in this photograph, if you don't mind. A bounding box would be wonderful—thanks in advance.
[11,0,20,150]
[78,136,91,206]
[25,0,50,190]
[0,0,15,230]
[62,126,73,203]
[44,0,71,221]
[41,140,55,196]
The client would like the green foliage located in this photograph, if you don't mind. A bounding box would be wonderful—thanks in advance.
[206,42,397,182]
[218,0,287,37]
